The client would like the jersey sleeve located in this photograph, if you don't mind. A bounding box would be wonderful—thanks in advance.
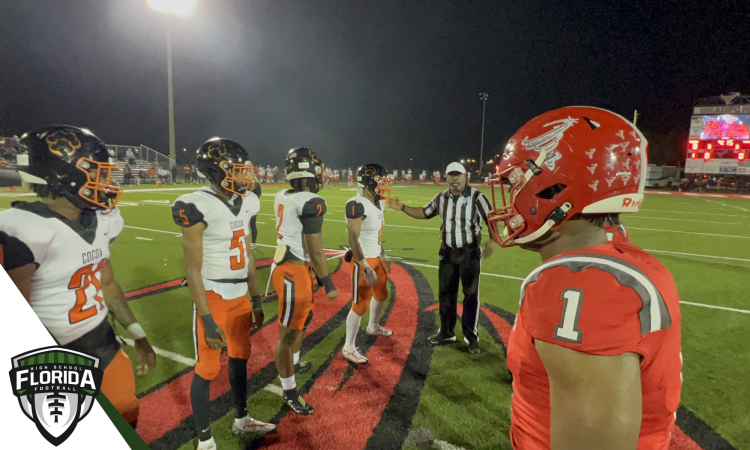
[0,211,53,266]
[299,196,327,234]
[520,267,644,356]
[423,193,441,219]
[172,200,206,227]
[0,231,35,270]
[345,200,365,219]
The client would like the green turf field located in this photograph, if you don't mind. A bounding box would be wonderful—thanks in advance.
[2,184,748,450]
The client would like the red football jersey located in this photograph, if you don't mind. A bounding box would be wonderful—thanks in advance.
[507,241,682,450]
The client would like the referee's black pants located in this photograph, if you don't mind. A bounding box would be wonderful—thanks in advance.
[438,245,481,342]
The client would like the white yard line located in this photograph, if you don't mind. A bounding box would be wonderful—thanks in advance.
[628,227,750,240]
[644,249,750,263]
[263,384,284,396]
[135,237,153,241]
[123,225,181,236]
[705,198,750,212]
[680,302,750,314]
[628,215,743,226]
[638,208,750,218]
[119,336,196,366]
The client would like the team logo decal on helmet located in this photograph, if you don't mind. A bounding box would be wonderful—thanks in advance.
[46,131,82,157]
[207,141,227,159]
[488,106,647,247]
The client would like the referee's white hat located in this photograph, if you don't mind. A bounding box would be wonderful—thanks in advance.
[445,162,467,174]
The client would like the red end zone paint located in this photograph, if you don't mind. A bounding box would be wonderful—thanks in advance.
[261,263,419,450]
[135,261,352,444]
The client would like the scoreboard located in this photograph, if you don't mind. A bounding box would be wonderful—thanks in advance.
[685,112,750,174]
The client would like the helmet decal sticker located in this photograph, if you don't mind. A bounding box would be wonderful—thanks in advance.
[46,131,81,157]
[521,117,578,171]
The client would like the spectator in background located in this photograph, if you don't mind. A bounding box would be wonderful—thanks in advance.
[157,166,168,184]
[171,165,178,184]
[273,165,279,183]
[191,164,199,184]
[266,165,273,184]
[124,166,133,185]
[184,165,191,183]
[125,147,136,166]
[137,168,146,185]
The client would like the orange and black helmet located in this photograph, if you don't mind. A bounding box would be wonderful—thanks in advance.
[196,137,255,197]
[356,163,392,201]
[17,125,122,210]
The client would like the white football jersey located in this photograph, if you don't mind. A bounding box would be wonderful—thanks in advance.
[173,187,259,298]
[275,190,327,262]
[345,195,385,258]
[0,203,123,344]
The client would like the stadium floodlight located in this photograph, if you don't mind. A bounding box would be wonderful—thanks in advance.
[148,0,197,16]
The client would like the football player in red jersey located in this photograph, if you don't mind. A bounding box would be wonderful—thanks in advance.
[488,107,681,450]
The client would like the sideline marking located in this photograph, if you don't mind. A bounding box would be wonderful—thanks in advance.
[119,336,196,366]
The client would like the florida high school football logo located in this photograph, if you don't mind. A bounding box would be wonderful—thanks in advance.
[9,347,103,446]
[45,130,82,157]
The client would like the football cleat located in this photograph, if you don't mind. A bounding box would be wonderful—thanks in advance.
[428,330,456,345]
[231,416,277,436]
[365,325,393,337]
[294,360,312,373]
[197,437,217,450]
[464,337,481,354]
[342,347,369,364]
[282,390,314,415]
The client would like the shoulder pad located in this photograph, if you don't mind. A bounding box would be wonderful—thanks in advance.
[300,196,327,218]
[345,200,365,219]
[172,201,206,227]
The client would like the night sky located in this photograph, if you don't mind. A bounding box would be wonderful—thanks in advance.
[1,0,748,168]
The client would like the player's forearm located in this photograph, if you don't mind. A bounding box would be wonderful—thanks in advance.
[246,265,260,297]
[308,244,329,278]
[102,281,138,328]
[402,205,428,219]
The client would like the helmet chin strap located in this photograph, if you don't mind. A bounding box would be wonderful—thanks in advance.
[511,202,572,245]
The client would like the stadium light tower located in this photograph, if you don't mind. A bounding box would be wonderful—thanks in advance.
[148,0,198,169]
[478,92,489,174]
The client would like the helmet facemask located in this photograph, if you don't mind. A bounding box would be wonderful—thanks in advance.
[217,159,255,197]
[75,157,123,210]
[489,156,572,247]
[373,176,392,201]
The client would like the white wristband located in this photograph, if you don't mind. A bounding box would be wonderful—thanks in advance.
[127,323,147,340]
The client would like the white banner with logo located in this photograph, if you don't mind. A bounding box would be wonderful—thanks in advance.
[0,268,130,449]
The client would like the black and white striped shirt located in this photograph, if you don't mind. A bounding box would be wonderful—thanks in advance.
[423,186,493,248]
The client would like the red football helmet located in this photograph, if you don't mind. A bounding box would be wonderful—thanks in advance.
[488,106,647,247]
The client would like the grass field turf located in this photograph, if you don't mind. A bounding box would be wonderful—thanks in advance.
[1,184,748,449]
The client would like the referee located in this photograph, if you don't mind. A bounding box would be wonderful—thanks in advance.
[388,162,495,353]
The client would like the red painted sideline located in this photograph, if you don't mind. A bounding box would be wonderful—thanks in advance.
[261,263,419,449]
[125,278,184,299]
[124,257,275,300]
[481,307,703,450]
[135,260,352,444]
[645,190,750,200]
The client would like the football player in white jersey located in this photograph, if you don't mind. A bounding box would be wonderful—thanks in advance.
[0,125,156,427]
[347,167,354,186]
[342,164,394,364]
[172,138,275,449]
[273,148,338,415]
